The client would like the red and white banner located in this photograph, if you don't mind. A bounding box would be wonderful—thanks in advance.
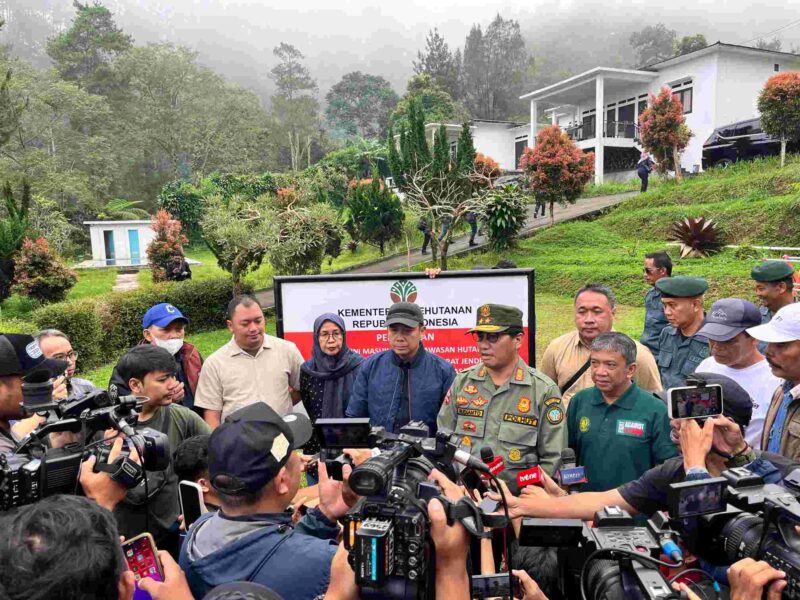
[274,270,535,370]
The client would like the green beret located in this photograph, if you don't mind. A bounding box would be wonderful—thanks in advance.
[469,303,523,332]
[655,276,708,298]
[751,261,795,283]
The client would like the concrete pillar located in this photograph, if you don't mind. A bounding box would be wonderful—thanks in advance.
[594,77,604,185]
[529,100,538,147]
[551,111,557,125]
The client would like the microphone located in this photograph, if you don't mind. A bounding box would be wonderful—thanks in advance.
[453,448,490,473]
[557,448,587,492]
[516,465,544,490]
[480,446,505,480]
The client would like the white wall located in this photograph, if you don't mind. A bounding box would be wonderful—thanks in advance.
[473,123,518,170]
[89,223,156,266]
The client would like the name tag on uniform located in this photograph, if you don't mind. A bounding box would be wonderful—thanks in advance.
[616,420,646,438]
[457,408,485,418]
[503,413,538,427]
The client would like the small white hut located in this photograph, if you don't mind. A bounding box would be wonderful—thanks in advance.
[83,221,155,267]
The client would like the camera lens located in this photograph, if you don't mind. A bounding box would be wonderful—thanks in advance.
[349,456,394,496]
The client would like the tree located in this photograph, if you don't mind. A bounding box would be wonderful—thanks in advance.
[46,1,132,96]
[97,198,148,220]
[201,194,276,295]
[147,210,188,282]
[389,74,468,132]
[483,184,527,251]
[674,34,707,56]
[269,43,321,171]
[432,124,451,175]
[413,28,460,99]
[755,38,782,52]
[455,122,476,174]
[629,24,676,67]
[758,72,800,168]
[0,20,29,151]
[11,237,76,303]
[518,125,594,224]
[270,201,344,275]
[461,15,531,120]
[325,72,398,140]
[344,172,404,255]
[158,181,204,235]
[0,180,31,300]
[639,87,693,182]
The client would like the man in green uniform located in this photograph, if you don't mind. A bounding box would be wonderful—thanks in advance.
[752,261,796,353]
[567,332,676,492]
[655,276,710,390]
[437,303,566,480]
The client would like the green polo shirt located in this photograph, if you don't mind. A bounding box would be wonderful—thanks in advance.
[567,382,677,492]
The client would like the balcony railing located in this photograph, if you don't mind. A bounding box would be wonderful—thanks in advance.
[565,121,639,143]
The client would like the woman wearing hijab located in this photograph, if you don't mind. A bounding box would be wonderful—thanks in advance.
[299,313,364,484]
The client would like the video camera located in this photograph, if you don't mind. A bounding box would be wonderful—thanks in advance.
[0,376,169,511]
[315,418,509,600]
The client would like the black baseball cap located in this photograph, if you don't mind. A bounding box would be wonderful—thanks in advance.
[697,298,762,342]
[386,302,424,328]
[209,403,312,496]
[0,334,69,379]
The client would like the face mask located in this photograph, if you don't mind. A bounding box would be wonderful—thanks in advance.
[154,337,183,356]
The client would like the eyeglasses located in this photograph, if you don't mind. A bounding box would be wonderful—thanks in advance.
[644,268,658,274]
[318,331,343,341]
[471,332,506,344]
[50,351,78,361]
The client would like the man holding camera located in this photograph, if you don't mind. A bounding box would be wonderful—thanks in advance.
[180,403,351,600]
[438,303,566,480]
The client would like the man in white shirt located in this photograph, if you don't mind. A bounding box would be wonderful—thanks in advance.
[696,298,780,448]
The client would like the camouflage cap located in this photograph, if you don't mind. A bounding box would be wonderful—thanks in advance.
[655,276,708,298]
[469,303,523,333]
[751,260,795,283]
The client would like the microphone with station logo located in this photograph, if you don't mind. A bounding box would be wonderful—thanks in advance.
[557,448,587,493]
[480,446,506,480]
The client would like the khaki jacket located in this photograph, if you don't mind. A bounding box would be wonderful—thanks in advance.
[761,383,800,460]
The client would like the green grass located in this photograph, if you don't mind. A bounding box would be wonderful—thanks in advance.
[581,178,643,197]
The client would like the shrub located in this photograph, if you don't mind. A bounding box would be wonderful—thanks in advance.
[157,181,204,234]
[200,172,277,202]
[344,174,404,255]
[11,237,77,304]
[270,203,344,275]
[758,72,800,168]
[0,317,38,334]
[31,299,104,369]
[147,210,188,283]
[484,185,528,251]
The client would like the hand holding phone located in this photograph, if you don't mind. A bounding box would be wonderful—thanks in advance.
[667,384,723,420]
[121,533,164,600]
[178,480,206,530]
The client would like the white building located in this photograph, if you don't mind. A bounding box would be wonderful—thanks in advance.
[84,220,155,267]
[522,43,800,184]
[424,119,531,172]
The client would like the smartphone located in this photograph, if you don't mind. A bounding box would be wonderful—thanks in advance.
[121,533,164,600]
[179,480,207,529]
[471,573,522,599]
[667,384,723,420]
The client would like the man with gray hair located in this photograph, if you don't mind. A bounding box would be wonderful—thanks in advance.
[566,332,676,492]
[541,284,662,405]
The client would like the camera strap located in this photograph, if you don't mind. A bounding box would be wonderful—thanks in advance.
[94,456,144,489]
[442,496,508,538]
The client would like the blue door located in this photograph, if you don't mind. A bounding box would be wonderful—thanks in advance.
[103,230,116,265]
[128,230,141,266]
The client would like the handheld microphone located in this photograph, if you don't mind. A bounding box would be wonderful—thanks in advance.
[453,448,490,473]
[557,448,587,491]
[516,465,544,489]
[479,446,505,480]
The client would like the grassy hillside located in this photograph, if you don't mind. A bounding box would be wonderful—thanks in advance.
[419,155,800,306]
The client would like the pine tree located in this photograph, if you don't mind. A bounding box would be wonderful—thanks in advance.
[408,98,431,169]
[432,124,450,175]
[456,122,476,174]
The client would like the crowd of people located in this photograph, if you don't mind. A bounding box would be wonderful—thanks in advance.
[1,251,799,600]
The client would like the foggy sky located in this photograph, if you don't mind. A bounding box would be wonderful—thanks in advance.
[6,0,800,101]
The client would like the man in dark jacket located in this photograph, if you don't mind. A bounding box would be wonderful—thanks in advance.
[109,303,203,414]
[180,403,348,600]
[346,302,456,434]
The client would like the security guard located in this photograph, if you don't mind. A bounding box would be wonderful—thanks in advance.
[751,261,796,353]
[437,303,566,481]
[655,276,710,390]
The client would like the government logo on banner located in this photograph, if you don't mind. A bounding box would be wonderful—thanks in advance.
[390,280,418,303]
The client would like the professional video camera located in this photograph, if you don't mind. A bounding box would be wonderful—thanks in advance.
[315,418,509,600]
[0,373,169,511]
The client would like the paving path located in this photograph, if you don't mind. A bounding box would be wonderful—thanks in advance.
[255,191,636,308]
[112,272,140,293]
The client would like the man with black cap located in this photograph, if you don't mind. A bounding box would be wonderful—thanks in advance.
[346,301,456,434]
[696,298,780,448]
[655,276,710,389]
[179,403,351,600]
[492,373,800,521]
[438,303,565,480]
[751,260,796,353]
[0,333,68,456]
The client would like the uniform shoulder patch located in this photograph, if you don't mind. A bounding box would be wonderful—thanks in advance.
[544,397,561,406]
[477,366,487,378]
[546,406,564,425]
[514,367,524,381]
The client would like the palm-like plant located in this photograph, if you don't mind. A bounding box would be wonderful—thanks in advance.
[97,198,149,220]
[670,217,724,258]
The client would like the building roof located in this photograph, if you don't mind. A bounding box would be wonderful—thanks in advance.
[520,67,656,102]
[84,220,153,226]
[643,41,800,70]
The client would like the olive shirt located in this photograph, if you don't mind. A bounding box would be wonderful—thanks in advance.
[567,382,677,492]
[436,357,566,480]
[655,326,710,390]
[540,330,663,406]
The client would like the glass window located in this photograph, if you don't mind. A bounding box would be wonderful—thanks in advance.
[672,88,692,114]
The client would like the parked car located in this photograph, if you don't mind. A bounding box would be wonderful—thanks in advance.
[702,117,799,169]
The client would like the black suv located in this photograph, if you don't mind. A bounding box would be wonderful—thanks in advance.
[702,117,797,169]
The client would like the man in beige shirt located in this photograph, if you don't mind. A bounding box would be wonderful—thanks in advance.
[195,295,304,428]
[541,284,662,406]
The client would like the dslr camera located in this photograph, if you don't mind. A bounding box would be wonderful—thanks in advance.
[0,374,169,510]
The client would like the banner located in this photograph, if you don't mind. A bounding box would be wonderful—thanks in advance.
[274,270,535,370]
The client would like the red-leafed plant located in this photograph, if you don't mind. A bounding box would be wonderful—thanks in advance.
[639,87,692,182]
[147,210,188,282]
[471,153,502,188]
[11,237,77,303]
[758,72,800,168]
[518,125,594,224]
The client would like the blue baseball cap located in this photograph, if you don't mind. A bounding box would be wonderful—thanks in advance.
[142,303,189,329]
